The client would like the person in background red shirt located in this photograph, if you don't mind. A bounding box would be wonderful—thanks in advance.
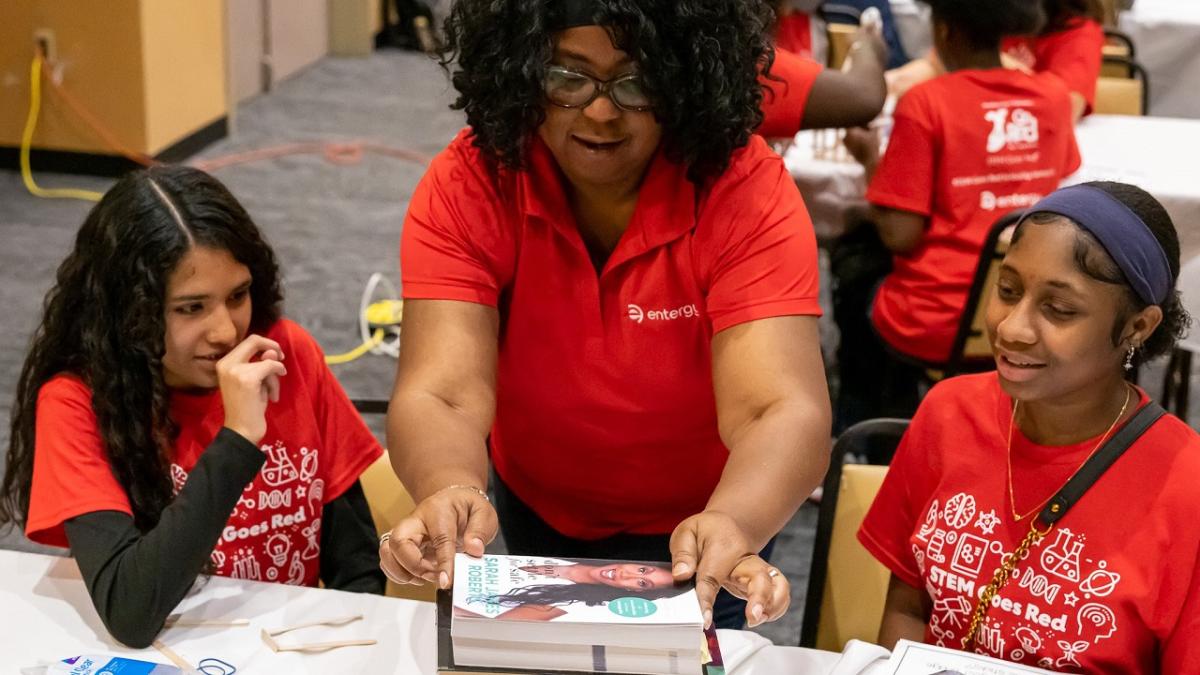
[773,0,814,58]
[0,166,384,648]
[759,30,888,139]
[890,0,1104,122]
[378,0,832,631]
[859,182,1200,671]
[1002,0,1105,121]
[832,0,1078,432]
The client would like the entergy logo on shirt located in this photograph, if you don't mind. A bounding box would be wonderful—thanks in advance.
[627,302,699,324]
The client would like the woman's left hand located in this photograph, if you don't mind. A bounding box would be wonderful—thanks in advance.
[725,553,790,628]
[669,510,789,628]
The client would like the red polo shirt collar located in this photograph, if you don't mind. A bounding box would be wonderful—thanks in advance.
[521,137,697,274]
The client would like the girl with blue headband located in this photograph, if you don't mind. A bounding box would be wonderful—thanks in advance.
[858,182,1200,669]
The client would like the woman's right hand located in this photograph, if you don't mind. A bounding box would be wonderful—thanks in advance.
[379,485,498,589]
[217,334,287,445]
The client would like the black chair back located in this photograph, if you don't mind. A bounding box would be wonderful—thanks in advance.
[799,418,909,648]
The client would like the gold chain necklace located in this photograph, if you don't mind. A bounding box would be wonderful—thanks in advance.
[964,384,1134,650]
[1005,384,1132,522]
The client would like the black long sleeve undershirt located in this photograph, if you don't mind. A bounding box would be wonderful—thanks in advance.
[63,428,384,648]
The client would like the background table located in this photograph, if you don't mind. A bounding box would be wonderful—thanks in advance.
[1119,0,1200,119]
[0,549,865,674]
[1064,114,1200,259]
[784,115,1200,254]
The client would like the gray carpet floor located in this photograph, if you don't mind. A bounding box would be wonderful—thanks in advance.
[0,50,821,645]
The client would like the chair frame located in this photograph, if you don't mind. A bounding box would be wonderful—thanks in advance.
[937,210,1024,377]
[1098,55,1150,116]
[351,398,388,415]
[799,418,909,648]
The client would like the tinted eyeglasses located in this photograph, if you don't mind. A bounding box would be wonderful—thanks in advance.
[543,65,654,112]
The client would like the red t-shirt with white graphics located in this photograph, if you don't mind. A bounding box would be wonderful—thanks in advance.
[859,373,1200,672]
[26,319,382,587]
[1002,19,1105,116]
[867,68,1080,363]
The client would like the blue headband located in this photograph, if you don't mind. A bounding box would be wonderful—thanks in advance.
[1022,185,1172,305]
[547,0,606,31]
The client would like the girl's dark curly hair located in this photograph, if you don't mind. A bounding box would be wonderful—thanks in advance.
[0,165,282,533]
[439,0,776,185]
[1014,181,1190,368]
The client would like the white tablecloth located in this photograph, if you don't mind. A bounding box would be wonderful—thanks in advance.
[0,549,874,674]
[1064,114,1200,259]
[1119,0,1200,119]
[785,115,1200,256]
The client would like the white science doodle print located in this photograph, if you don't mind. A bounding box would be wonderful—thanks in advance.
[173,441,325,586]
[914,491,1123,670]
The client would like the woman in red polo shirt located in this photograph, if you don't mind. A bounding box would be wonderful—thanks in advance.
[858,182,1200,670]
[379,0,832,630]
[834,0,1079,431]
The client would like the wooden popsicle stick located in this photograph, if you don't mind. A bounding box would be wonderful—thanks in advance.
[261,629,376,653]
[264,613,363,637]
[165,616,251,628]
[152,639,195,671]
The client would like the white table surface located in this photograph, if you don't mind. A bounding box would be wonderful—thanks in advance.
[785,114,1200,255]
[1119,0,1200,119]
[0,549,870,675]
[1064,114,1200,259]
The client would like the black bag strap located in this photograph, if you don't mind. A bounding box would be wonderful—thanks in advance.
[1039,400,1166,526]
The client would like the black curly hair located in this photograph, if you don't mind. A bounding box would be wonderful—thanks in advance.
[1013,181,1190,367]
[927,0,1045,49]
[439,0,777,185]
[1042,0,1104,33]
[0,165,282,533]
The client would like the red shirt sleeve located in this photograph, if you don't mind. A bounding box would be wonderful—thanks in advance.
[26,376,133,547]
[865,87,937,217]
[401,131,511,307]
[1036,19,1104,115]
[856,383,947,589]
[758,48,824,139]
[1162,553,1200,673]
[701,139,822,333]
[279,321,383,503]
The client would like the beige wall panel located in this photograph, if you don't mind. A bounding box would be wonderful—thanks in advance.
[140,0,228,154]
[267,0,328,84]
[226,0,265,103]
[0,0,148,153]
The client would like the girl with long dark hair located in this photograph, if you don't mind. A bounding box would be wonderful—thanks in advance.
[0,165,384,648]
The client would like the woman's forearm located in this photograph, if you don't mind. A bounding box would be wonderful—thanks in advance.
[706,399,830,549]
[387,389,491,502]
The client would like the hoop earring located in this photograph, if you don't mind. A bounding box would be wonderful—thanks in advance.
[1124,345,1137,371]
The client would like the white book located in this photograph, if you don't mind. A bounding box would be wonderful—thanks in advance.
[453,637,703,675]
[885,640,1057,674]
[450,553,703,652]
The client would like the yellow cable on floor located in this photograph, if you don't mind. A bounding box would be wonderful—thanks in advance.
[21,55,103,202]
[325,328,386,365]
